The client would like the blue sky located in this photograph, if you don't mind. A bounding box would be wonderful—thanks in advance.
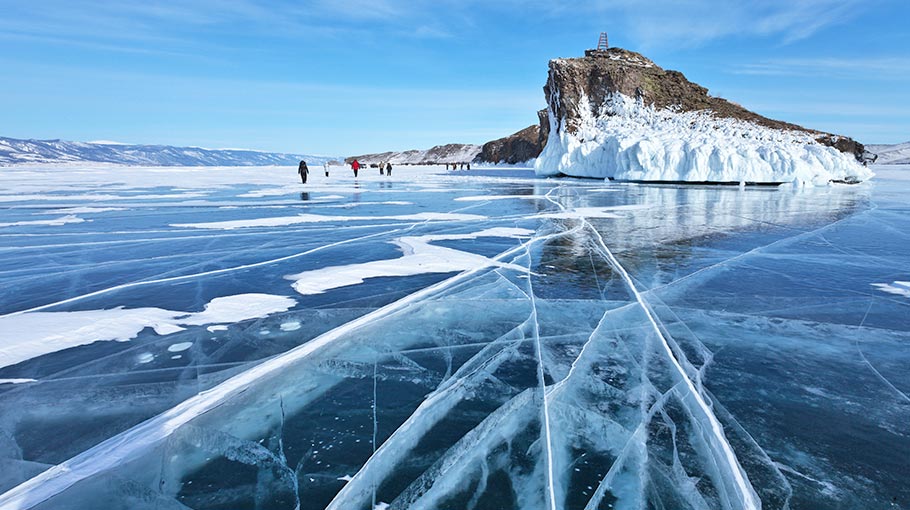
[1,0,908,155]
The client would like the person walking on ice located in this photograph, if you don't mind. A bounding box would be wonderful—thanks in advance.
[351,159,360,178]
[298,160,309,184]
[324,161,329,177]
[386,162,393,176]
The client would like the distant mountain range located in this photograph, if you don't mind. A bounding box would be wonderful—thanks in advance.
[346,143,482,165]
[0,137,333,166]
[5,134,905,169]
[867,141,910,165]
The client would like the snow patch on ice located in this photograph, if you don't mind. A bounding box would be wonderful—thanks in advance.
[167,342,193,353]
[0,378,36,385]
[280,321,301,331]
[871,281,910,298]
[0,215,85,228]
[0,294,296,370]
[454,195,546,202]
[178,295,296,326]
[206,325,229,332]
[41,207,127,214]
[136,352,154,364]
[285,227,534,295]
[322,201,414,209]
[536,92,873,185]
[171,212,485,230]
[535,204,650,220]
[0,192,208,203]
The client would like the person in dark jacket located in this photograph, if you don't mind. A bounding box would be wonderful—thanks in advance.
[386,162,393,176]
[298,160,309,183]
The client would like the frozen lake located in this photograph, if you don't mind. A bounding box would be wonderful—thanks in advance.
[0,163,908,510]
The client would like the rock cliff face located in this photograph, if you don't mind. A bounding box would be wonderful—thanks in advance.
[536,47,872,184]
[544,48,864,161]
[475,110,550,165]
[478,125,539,164]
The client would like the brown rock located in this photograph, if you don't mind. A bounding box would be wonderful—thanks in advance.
[538,108,550,149]
[478,125,541,164]
[476,109,551,165]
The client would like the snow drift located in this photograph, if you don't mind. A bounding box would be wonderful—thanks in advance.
[536,92,873,185]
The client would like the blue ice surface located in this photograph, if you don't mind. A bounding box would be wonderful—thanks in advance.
[0,164,908,510]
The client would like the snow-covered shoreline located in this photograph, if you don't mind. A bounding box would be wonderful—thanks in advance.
[536,92,873,186]
[0,136,332,167]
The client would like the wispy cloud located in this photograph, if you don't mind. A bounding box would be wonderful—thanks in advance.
[587,0,868,48]
[0,0,873,55]
[735,57,910,79]
[0,0,414,57]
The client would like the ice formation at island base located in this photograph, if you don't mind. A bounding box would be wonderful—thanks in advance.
[535,93,874,186]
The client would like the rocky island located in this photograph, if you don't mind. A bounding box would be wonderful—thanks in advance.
[532,47,873,184]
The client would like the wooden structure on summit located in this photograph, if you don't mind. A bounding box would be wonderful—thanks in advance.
[597,32,609,51]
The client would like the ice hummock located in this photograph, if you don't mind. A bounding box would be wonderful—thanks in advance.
[535,92,874,185]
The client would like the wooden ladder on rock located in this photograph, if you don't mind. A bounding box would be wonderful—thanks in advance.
[597,32,609,51]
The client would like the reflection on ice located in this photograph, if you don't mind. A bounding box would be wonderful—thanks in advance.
[0,164,907,509]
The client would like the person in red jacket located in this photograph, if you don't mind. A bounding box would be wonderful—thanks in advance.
[351,159,360,177]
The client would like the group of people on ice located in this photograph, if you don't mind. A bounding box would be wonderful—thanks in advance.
[446,162,470,170]
[348,159,392,178]
[297,159,393,183]
[376,161,393,176]
[297,160,329,184]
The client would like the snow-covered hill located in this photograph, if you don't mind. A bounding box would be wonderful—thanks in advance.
[867,141,910,165]
[0,137,332,166]
[347,143,481,165]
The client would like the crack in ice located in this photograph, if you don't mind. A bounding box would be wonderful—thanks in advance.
[540,185,760,510]
[0,222,576,510]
